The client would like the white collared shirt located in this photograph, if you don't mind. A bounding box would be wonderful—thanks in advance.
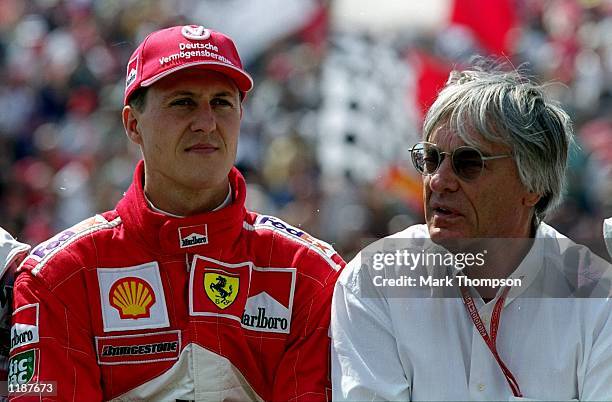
[331,223,612,401]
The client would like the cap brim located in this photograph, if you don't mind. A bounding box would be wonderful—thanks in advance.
[140,61,254,93]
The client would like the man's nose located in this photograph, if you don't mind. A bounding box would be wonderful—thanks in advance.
[190,103,216,133]
[427,156,459,193]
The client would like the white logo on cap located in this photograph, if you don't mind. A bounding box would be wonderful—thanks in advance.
[181,25,211,41]
[126,56,138,89]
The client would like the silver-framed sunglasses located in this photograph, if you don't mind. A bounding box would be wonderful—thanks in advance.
[409,141,511,181]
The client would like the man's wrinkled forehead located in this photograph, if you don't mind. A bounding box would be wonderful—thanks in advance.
[428,123,509,154]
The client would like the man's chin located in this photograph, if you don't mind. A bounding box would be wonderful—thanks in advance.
[428,226,473,252]
[429,225,465,240]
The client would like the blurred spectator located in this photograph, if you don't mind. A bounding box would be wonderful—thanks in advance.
[0,0,610,261]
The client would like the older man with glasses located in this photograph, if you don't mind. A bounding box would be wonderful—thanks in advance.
[331,63,612,401]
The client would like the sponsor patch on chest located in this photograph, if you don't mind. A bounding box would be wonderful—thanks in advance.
[189,257,296,333]
[95,330,181,365]
[178,224,208,248]
[97,262,169,332]
[241,267,296,334]
[189,257,251,322]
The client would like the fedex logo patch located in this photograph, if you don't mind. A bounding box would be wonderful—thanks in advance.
[179,225,208,248]
[254,215,337,266]
[10,304,39,352]
[30,215,109,263]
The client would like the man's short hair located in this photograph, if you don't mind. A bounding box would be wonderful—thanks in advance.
[128,87,149,112]
[422,60,574,223]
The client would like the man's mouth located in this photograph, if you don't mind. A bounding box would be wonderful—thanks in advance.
[430,202,462,217]
[434,207,454,215]
[429,204,465,225]
[185,144,219,153]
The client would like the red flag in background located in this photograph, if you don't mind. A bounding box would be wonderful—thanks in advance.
[409,50,453,119]
[298,2,329,49]
[450,0,518,55]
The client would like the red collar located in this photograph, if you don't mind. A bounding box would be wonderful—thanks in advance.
[116,160,247,255]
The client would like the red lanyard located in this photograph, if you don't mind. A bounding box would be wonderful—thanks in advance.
[460,285,523,398]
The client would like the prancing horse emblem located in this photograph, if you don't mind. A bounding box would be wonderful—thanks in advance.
[204,272,239,309]
[211,276,232,299]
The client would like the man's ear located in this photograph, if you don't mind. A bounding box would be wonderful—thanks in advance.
[523,191,542,207]
[122,105,143,146]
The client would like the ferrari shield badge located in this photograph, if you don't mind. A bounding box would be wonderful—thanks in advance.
[204,272,239,309]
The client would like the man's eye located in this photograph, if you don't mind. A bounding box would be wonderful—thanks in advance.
[170,98,195,106]
[211,98,233,107]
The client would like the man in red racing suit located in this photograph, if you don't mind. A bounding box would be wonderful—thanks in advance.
[9,24,345,401]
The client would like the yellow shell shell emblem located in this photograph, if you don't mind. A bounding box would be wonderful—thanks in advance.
[204,272,239,309]
[109,277,156,319]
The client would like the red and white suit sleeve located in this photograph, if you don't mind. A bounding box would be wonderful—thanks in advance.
[9,262,103,401]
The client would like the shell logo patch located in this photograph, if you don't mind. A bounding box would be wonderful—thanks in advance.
[204,273,239,309]
[109,277,156,319]
[97,262,169,332]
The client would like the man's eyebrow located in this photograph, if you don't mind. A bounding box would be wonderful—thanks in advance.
[213,90,238,98]
[162,89,237,101]
[162,90,196,102]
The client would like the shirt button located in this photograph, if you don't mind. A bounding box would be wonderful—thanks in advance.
[478,383,486,392]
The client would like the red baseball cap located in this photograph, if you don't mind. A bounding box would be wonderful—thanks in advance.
[124,25,253,105]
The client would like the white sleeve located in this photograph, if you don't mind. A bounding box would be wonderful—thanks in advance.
[331,255,411,401]
[0,226,30,279]
[580,299,612,401]
[603,218,611,260]
[0,226,29,376]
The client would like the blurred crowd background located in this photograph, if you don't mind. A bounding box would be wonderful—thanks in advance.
[0,0,610,261]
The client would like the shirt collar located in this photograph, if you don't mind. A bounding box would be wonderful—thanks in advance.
[426,226,546,307]
[144,184,233,217]
[116,161,247,255]
[475,225,546,310]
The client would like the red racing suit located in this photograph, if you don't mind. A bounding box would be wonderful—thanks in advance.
[9,161,345,401]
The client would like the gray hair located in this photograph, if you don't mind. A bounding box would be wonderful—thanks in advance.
[422,63,574,223]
